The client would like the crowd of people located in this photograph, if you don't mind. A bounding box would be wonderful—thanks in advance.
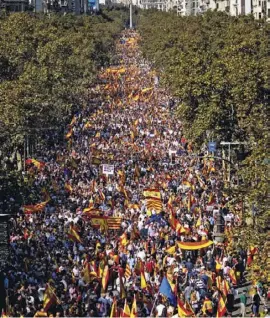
[2,30,268,318]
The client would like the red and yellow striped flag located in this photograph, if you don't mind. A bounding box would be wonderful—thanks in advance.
[64,183,73,193]
[177,298,194,317]
[67,225,82,243]
[217,295,226,317]
[228,268,237,285]
[82,262,98,283]
[43,284,61,311]
[107,217,122,230]
[125,263,131,279]
[177,240,213,250]
[25,158,45,169]
[23,201,47,214]
[65,129,73,139]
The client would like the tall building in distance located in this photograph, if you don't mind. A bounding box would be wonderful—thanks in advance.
[139,0,269,20]
[0,0,268,19]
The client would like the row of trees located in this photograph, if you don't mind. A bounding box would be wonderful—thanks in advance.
[0,9,129,158]
[137,10,269,282]
[0,8,129,210]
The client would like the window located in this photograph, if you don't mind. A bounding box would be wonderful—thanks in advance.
[258,0,261,5]
[259,12,262,18]
[216,2,219,8]
[268,8,270,16]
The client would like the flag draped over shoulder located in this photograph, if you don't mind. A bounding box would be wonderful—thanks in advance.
[43,284,61,311]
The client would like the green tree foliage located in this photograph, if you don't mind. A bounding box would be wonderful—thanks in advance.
[0,10,128,209]
[0,11,127,152]
[138,10,269,277]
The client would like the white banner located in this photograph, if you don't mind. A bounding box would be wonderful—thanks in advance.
[102,164,114,175]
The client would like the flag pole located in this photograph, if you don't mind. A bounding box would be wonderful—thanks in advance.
[150,292,159,317]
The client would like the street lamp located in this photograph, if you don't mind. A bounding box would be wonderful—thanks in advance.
[130,0,133,29]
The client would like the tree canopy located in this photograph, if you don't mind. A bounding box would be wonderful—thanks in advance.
[0,10,128,153]
[137,10,269,282]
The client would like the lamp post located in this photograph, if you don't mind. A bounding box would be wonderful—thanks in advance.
[129,0,133,29]
[220,141,247,183]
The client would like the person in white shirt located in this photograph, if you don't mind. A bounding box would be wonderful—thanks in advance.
[137,248,146,262]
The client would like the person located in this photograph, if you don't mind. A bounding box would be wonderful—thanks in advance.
[3,29,252,318]
[252,291,261,317]
[239,289,247,317]
[226,288,235,314]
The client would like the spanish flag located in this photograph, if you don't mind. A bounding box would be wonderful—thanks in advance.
[141,272,147,290]
[130,295,137,318]
[67,225,82,243]
[82,262,98,283]
[177,298,194,317]
[202,298,213,315]
[83,208,100,216]
[177,240,213,250]
[222,279,230,297]
[65,129,73,139]
[25,159,45,170]
[166,245,176,255]
[143,189,161,199]
[23,201,47,214]
[122,299,131,317]
[217,295,226,317]
[216,260,222,272]
[110,298,118,318]
[64,182,73,193]
[119,233,129,247]
[216,275,222,291]
[228,268,237,285]
[43,284,61,311]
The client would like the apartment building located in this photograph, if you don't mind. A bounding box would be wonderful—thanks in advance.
[125,0,269,19]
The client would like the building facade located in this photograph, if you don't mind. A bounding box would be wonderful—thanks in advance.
[122,0,269,19]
